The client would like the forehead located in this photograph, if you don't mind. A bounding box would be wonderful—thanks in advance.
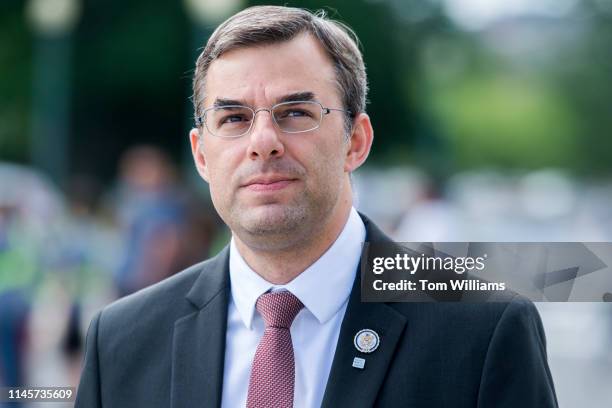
[204,33,339,106]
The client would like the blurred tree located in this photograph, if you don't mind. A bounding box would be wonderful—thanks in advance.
[426,73,580,169]
[70,0,191,181]
[1,0,611,181]
[553,0,612,175]
[0,0,32,163]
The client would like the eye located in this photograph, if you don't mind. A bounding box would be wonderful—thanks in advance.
[287,109,310,117]
[277,108,312,119]
[219,114,249,126]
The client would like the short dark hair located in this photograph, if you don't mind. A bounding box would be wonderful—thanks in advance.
[192,5,368,134]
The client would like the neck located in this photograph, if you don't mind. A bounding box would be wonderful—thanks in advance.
[233,196,353,285]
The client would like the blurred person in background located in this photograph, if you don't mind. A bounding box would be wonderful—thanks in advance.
[0,201,32,391]
[111,145,218,296]
[51,174,116,384]
[0,163,116,399]
[112,145,190,296]
[0,163,63,404]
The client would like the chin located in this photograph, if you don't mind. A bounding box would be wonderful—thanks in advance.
[237,203,307,236]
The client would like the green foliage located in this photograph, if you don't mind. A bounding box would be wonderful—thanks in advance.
[427,75,580,169]
[1,0,611,177]
[0,1,32,163]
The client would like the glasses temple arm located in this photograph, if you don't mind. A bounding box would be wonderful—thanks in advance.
[324,107,355,117]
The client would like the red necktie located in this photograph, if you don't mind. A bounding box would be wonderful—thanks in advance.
[246,291,304,408]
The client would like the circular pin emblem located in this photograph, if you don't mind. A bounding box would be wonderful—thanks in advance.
[353,329,380,354]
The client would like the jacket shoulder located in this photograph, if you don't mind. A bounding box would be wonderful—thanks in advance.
[97,251,226,340]
[389,292,538,342]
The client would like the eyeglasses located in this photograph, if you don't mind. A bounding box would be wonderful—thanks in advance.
[195,100,353,139]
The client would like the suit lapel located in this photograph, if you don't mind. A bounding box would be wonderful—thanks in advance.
[171,247,230,408]
[321,214,408,408]
[321,276,407,407]
[170,214,406,407]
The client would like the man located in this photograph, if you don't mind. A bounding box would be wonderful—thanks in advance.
[76,6,557,407]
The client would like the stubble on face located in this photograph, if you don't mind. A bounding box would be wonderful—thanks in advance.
[216,142,345,252]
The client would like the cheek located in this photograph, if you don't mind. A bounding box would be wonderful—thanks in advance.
[202,145,237,203]
[301,137,346,187]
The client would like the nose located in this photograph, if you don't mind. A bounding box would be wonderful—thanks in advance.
[246,109,285,161]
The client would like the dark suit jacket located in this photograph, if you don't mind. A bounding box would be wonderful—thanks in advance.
[75,215,558,407]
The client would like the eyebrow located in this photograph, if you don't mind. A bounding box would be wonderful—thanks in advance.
[212,91,317,108]
[277,91,315,104]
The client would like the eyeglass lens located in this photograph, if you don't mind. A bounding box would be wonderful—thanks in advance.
[205,101,322,137]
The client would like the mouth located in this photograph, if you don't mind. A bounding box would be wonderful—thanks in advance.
[241,175,299,192]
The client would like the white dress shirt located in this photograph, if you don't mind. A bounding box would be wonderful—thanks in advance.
[221,207,366,408]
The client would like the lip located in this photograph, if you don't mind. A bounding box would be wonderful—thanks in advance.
[241,175,298,192]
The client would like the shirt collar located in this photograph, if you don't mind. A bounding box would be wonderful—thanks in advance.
[229,207,366,329]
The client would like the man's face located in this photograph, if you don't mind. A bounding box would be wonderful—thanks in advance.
[191,33,352,249]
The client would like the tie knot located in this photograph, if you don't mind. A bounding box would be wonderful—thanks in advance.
[256,291,304,329]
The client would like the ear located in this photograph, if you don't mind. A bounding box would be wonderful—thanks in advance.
[344,113,374,173]
[189,128,210,183]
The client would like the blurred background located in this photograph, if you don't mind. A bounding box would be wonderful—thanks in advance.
[1,0,611,406]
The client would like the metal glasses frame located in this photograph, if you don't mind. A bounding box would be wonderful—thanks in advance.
[194,100,353,138]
